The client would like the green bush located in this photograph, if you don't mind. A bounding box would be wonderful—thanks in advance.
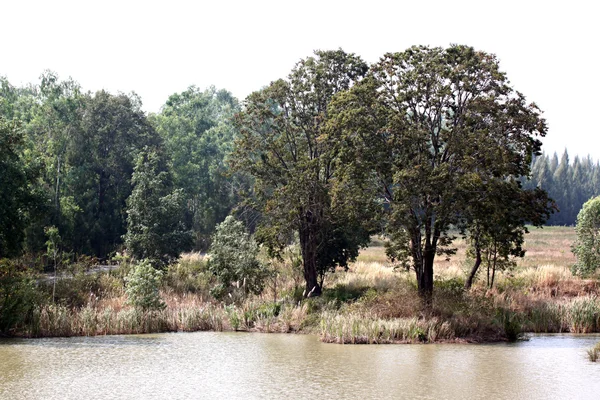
[164,257,212,295]
[125,260,165,311]
[208,216,270,301]
[572,196,600,277]
[0,259,42,334]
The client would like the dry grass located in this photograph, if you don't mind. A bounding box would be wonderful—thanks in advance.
[10,226,600,343]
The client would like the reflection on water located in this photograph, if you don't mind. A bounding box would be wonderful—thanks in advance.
[1,333,599,399]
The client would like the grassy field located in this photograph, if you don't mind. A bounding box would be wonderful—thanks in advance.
[7,226,600,343]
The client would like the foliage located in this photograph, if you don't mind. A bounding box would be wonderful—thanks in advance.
[327,45,548,300]
[572,196,600,277]
[208,216,269,300]
[0,259,42,334]
[464,183,554,289]
[124,260,165,311]
[525,151,600,226]
[154,86,242,250]
[124,151,192,267]
[0,117,40,258]
[233,49,373,296]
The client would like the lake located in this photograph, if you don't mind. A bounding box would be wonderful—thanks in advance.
[1,332,599,399]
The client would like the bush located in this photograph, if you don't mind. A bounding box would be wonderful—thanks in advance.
[164,256,212,295]
[0,259,42,334]
[208,216,270,301]
[572,196,600,277]
[125,260,165,311]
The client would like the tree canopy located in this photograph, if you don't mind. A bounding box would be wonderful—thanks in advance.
[327,45,551,299]
[233,49,374,296]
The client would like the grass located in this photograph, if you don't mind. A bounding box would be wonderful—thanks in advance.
[588,342,600,362]
[5,225,600,345]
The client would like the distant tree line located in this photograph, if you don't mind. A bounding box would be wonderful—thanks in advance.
[524,151,600,226]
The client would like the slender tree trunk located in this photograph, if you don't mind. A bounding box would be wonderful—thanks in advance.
[465,246,482,289]
[52,249,57,303]
[55,155,61,226]
[490,243,498,289]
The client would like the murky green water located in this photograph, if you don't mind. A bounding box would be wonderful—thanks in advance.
[1,332,599,399]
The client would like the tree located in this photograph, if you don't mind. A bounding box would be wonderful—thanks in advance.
[68,91,162,257]
[233,49,373,297]
[463,183,554,289]
[328,45,548,301]
[153,87,241,249]
[0,117,39,258]
[124,151,192,268]
[572,196,600,277]
[207,216,269,300]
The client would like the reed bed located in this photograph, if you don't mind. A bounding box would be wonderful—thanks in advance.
[319,312,456,344]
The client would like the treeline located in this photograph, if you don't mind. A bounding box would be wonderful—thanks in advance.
[0,45,597,300]
[524,151,600,226]
[0,73,242,261]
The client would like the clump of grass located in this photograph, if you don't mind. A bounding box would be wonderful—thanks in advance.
[319,312,455,344]
[566,296,599,333]
[588,342,600,362]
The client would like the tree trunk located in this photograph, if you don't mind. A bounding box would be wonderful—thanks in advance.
[420,248,435,306]
[465,247,482,289]
[299,220,322,297]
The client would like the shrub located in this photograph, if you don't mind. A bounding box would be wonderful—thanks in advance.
[572,196,600,277]
[125,260,165,311]
[588,342,600,362]
[208,216,270,301]
[0,259,42,334]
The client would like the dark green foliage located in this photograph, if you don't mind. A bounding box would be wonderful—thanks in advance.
[328,45,548,300]
[233,49,373,297]
[525,151,600,226]
[208,216,269,301]
[68,91,162,257]
[124,151,192,268]
[571,196,600,276]
[154,86,241,250]
[463,183,555,289]
[0,117,41,258]
[0,259,41,334]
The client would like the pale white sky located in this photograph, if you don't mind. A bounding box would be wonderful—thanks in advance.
[2,0,598,159]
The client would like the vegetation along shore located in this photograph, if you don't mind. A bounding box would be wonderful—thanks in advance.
[3,45,600,345]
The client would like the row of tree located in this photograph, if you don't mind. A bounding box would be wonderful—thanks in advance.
[525,151,600,226]
[232,46,555,300]
[0,75,241,262]
[0,45,595,301]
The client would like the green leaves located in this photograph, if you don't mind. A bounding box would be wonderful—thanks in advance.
[572,196,600,277]
[154,86,241,250]
[328,45,550,297]
[125,260,165,311]
[208,216,269,301]
[233,50,372,295]
[124,151,192,268]
[0,117,39,258]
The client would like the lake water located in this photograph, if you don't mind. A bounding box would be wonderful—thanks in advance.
[1,332,599,399]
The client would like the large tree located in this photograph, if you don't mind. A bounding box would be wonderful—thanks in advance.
[124,151,192,267]
[328,45,549,301]
[233,50,373,297]
[0,118,37,258]
[68,91,162,257]
[153,86,240,250]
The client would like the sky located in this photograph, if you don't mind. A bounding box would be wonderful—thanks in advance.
[2,0,598,159]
